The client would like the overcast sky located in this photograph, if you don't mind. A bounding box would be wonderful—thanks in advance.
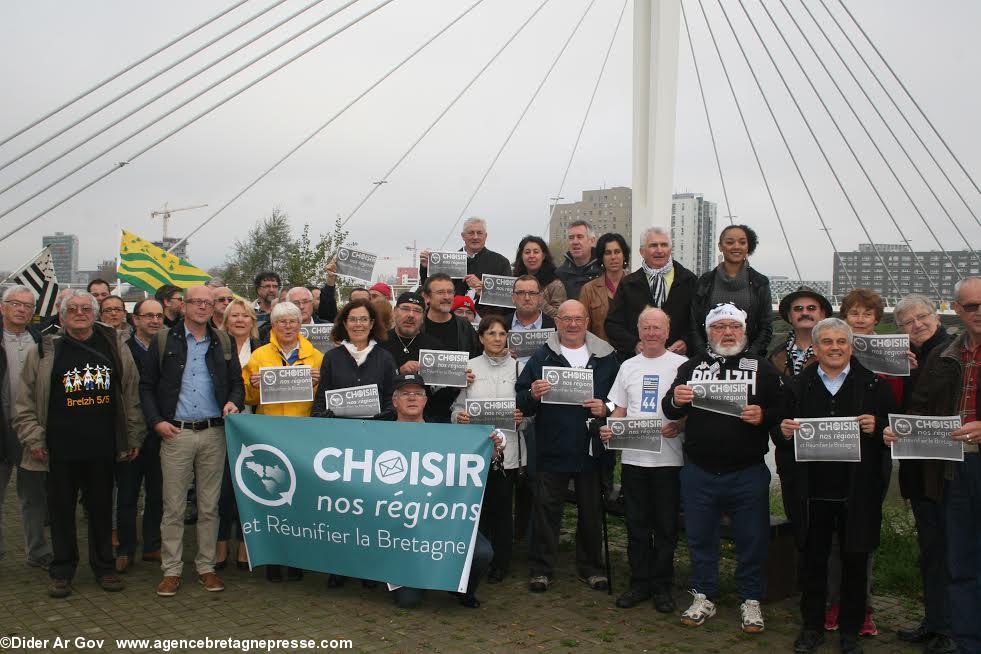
[0,0,978,281]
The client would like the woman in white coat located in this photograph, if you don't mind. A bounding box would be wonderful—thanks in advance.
[452,315,526,583]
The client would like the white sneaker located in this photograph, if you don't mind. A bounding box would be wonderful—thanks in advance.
[681,590,716,627]
[740,599,765,633]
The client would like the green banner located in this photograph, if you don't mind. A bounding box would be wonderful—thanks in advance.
[224,414,492,592]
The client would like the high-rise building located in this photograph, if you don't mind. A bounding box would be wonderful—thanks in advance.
[153,236,188,261]
[42,232,78,284]
[547,187,632,255]
[833,243,979,302]
[670,193,717,276]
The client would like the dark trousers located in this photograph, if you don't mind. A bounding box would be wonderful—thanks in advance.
[47,457,115,581]
[943,453,981,653]
[529,470,604,579]
[910,497,951,635]
[680,462,770,601]
[800,500,869,638]
[621,464,680,594]
[114,439,162,556]
[479,467,517,573]
[218,458,241,542]
[392,531,493,608]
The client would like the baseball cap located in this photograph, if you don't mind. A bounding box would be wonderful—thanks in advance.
[395,291,424,308]
[369,282,393,300]
[393,373,426,391]
[451,295,476,313]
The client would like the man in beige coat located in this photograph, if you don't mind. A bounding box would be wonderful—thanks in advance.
[14,290,145,598]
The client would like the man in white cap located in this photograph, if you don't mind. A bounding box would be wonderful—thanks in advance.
[662,303,787,635]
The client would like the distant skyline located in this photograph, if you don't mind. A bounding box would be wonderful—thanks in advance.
[1,0,978,282]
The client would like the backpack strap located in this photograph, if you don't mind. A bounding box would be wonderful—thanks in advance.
[213,328,232,362]
[155,326,231,370]
[156,328,171,371]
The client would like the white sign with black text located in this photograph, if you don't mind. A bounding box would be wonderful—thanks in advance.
[258,366,314,405]
[851,333,910,376]
[418,349,469,387]
[427,251,468,279]
[299,324,335,353]
[541,366,593,405]
[335,246,377,283]
[478,275,516,308]
[466,398,516,431]
[324,384,381,418]
[889,414,963,462]
[606,417,662,454]
[794,417,862,462]
[508,329,553,359]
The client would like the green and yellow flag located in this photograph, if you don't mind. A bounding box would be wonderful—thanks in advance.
[117,230,210,292]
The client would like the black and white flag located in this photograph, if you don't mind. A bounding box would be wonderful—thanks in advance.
[11,248,59,317]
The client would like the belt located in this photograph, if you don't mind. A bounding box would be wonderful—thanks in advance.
[169,418,224,431]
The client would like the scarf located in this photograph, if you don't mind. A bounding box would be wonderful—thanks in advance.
[784,333,813,376]
[343,339,376,367]
[641,260,673,307]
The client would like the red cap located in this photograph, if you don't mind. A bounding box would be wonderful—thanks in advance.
[368,282,392,300]
[451,295,476,313]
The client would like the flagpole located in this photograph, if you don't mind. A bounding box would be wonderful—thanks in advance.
[0,246,48,285]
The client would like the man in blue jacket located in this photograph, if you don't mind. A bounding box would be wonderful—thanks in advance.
[516,299,619,593]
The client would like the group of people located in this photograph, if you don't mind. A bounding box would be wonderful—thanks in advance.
[0,216,979,654]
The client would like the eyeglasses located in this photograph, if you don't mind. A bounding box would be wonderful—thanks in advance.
[957,302,981,313]
[556,316,587,324]
[185,299,214,308]
[397,305,424,315]
[346,316,372,324]
[167,296,184,303]
[276,319,300,327]
[3,300,33,310]
[101,307,125,314]
[709,322,744,332]
[259,283,280,290]
[897,312,934,328]
[428,289,455,297]
[791,304,819,313]
[513,290,541,297]
[66,305,94,315]
[136,313,164,320]
[215,296,234,303]
[397,390,426,398]
[292,298,312,306]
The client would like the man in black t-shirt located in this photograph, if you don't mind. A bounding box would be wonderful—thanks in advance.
[14,290,146,599]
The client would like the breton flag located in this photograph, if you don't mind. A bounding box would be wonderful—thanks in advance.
[11,247,59,317]
[117,230,209,293]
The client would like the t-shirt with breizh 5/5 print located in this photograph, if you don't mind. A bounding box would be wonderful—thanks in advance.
[46,334,115,461]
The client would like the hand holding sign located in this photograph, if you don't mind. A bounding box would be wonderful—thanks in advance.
[673,384,694,406]
[740,404,763,426]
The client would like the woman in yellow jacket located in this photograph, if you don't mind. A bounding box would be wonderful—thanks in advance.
[243,301,324,417]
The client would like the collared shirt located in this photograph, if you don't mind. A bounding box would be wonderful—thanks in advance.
[960,337,980,425]
[174,326,221,421]
[510,311,544,364]
[132,335,150,351]
[279,345,300,366]
[817,364,850,397]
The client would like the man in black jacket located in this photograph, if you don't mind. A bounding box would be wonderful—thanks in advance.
[140,285,244,598]
[605,226,696,359]
[555,220,601,299]
[777,318,893,654]
[663,303,786,635]
[418,217,513,310]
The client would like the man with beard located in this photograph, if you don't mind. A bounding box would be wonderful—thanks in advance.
[663,303,787,635]
[252,272,280,325]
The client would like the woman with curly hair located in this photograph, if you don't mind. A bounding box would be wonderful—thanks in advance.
[513,235,566,318]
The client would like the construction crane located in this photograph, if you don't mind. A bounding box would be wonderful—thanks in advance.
[150,202,208,241]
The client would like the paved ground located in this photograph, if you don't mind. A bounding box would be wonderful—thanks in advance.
[1,486,924,653]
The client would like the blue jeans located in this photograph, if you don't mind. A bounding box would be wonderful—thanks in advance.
[680,462,770,601]
[392,532,493,608]
[944,453,981,653]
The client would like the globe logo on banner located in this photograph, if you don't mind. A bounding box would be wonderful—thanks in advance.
[430,253,441,265]
[422,353,436,368]
[262,370,277,386]
[469,403,482,417]
[894,418,913,436]
[610,421,625,436]
[509,333,523,346]
[692,384,707,399]
[799,423,816,440]
[329,393,343,407]
[374,450,408,483]
[483,277,495,290]
[545,370,560,385]
[234,443,297,507]
[337,248,350,261]
[852,337,868,352]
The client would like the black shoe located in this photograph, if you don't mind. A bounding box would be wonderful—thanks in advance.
[486,568,506,584]
[48,578,72,598]
[326,574,346,588]
[214,558,227,571]
[897,620,932,643]
[265,566,282,582]
[236,560,250,571]
[793,629,824,654]
[653,590,676,614]
[456,592,480,608]
[840,635,863,654]
[615,588,651,609]
[925,634,958,654]
[285,567,303,582]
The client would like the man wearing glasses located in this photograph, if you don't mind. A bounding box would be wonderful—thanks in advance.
[894,277,981,653]
[154,285,185,329]
[0,286,52,570]
[258,287,323,345]
[140,285,244,597]
[506,275,557,354]
[210,287,235,331]
[252,272,281,325]
[516,299,619,594]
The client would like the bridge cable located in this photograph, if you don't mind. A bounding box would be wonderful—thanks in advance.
[712,0,901,300]
[693,0,844,286]
[438,0,598,249]
[0,0,396,244]
[0,0,250,149]
[0,0,308,186]
[750,0,944,302]
[794,0,980,268]
[171,0,487,253]
[825,0,980,227]
[541,0,628,236]
[341,0,551,229]
[683,0,801,282]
